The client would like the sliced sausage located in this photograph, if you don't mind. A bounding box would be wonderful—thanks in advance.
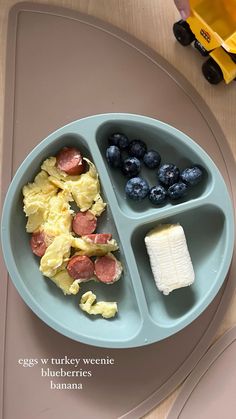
[84,233,112,244]
[94,254,122,284]
[72,211,97,236]
[30,231,48,257]
[56,147,85,175]
[67,255,94,280]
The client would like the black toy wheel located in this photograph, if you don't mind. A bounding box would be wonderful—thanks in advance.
[202,58,223,84]
[173,20,195,46]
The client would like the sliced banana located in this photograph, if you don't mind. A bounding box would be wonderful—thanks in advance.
[144,224,195,295]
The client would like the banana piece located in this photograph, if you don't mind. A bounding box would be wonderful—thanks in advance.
[144,224,195,295]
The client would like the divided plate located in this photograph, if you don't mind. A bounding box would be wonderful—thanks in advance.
[1,113,234,348]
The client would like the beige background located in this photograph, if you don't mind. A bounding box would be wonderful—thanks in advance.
[0,1,235,418]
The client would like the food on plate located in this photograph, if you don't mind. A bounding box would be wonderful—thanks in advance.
[108,132,129,150]
[180,166,203,186]
[23,170,58,232]
[56,146,85,175]
[105,132,204,205]
[27,186,73,254]
[157,164,180,187]
[50,269,80,295]
[39,233,72,278]
[121,157,141,178]
[72,235,118,256]
[148,185,167,205]
[42,157,106,214]
[167,182,188,200]
[22,146,123,318]
[144,223,195,295]
[128,139,147,159]
[72,210,97,236]
[125,177,149,200]
[41,156,80,181]
[67,255,95,281]
[30,231,53,257]
[143,149,161,169]
[83,233,112,244]
[79,291,118,319]
[94,253,123,284]
[42,190,73,236]
[105,145,122,168]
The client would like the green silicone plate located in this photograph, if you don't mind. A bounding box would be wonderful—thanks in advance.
[1,113,234,348]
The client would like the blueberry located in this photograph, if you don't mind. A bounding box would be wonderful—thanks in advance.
[106,145,122,168]
[108,133,129,150]
[148,185,167,205]
[125,177,149,200]
[167,182,188,200]
[158,164,180,187]
[122,157,141,178]
[180,166,203,186]
[128,139,147,159]
[143,150,161,169]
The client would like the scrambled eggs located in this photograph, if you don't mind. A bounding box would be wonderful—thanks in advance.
[23,171,58,232]
[79,291,118,319]
[42,190,73,237]
[39,233,72,278]
[22,151,118,318]
[71,236,118,257]
[42,157,106,215]
[50,269,80,295]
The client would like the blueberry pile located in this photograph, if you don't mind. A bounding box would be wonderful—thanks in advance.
[105,132,203,204]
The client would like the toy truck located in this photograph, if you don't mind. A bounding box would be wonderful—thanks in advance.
[173,0,236,84]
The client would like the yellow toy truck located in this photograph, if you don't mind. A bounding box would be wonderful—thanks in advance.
[173,0,236,84]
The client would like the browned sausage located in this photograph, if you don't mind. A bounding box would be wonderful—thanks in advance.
[84,233,112,244]
[94,254,122,283]
[56,147,85,175]
[30,231,48,257]
[67,255,94,280]
[72,211,97,236]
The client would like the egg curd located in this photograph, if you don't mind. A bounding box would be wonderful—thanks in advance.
[71,236,119,257]
[79,291,118,319]
[42,157,106,215]
[23,170,58,232]
[22,153,119,319]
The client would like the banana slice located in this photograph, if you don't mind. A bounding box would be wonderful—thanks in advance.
[144,224,195,295]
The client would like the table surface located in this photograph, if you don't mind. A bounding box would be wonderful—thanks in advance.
[0,1,235,418]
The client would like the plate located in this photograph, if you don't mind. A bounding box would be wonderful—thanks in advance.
[1,113,234,348]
